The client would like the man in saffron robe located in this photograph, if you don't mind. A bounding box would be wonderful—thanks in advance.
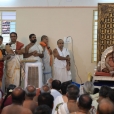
[40,35,52,84]
[5,32,24,87]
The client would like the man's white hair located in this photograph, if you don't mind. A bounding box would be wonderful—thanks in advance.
[83,81,94,94]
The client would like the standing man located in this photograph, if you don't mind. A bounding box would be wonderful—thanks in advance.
[0,36,5,87]
[40,35,52,84]
[0,36,5,50]
[24,34,44,87]
[53,39,71,83]
[5,32,24,87]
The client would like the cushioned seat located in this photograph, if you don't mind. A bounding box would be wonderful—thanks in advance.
[95,72,111,76]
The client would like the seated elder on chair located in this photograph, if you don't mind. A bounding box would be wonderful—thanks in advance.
[95,45,114,77]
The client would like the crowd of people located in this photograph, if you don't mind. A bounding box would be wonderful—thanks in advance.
[0,32,114,114]
[0,80,114,114]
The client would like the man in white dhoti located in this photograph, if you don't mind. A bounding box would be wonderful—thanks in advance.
[5,32,24,87]
[53,39,71,83]
[24,34,44,87]
[40,35,52,84]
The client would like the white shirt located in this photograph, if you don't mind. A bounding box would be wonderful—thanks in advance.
[54,47,70,68]
[51,89,62,100]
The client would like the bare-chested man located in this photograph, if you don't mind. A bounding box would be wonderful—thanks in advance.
[97,99,114,114]
[54,84,79,114]
[33,85,50,102]
[1,87,32,114]
[24,34,44,87]
[23,85,37,113]
[24,34,44,61]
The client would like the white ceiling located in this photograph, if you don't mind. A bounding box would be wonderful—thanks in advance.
[0,0,114,7]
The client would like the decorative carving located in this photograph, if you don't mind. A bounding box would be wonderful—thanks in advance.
[97,3,114,62]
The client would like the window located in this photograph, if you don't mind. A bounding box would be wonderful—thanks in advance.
[0,11,16,45]
[92,10,98,62]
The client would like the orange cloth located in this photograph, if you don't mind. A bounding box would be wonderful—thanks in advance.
[0,50,2,57]
[16,41,24,50]
[40,42,47,47]
[40,42,53,66]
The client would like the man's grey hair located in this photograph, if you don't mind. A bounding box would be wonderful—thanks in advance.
[46,78,53,88]
[25,85,36,97]
[40,85,51,93]
[83,81,94,94]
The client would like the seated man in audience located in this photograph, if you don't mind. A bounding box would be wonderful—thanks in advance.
[54,84,79,114]
[23,85,37,113]
[0,84,16,111]
[46,78,53,88]
[40,85,51,94]
[102,49,114,76]
[33,84,51,102]
[38,93,54,110]
[82,81,99,109]
[108,89,114,104]
[34,105,52,114]
[1,87,32,114]
[52,81,71,114]
[51,80,62,100]
[24,34,43,61]
[97,99,114,114]
[98,85,111,103]
[76,94,92,114]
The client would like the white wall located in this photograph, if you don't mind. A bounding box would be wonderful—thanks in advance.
[0,0,114,7]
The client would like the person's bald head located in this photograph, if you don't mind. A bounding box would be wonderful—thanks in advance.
[25,85,36,98]
[97,99,114,114]
[12,87,25,104]
[78,94,92,111]
[41,85,50,94]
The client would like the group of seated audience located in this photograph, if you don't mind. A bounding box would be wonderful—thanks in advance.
[0,79,114,114]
